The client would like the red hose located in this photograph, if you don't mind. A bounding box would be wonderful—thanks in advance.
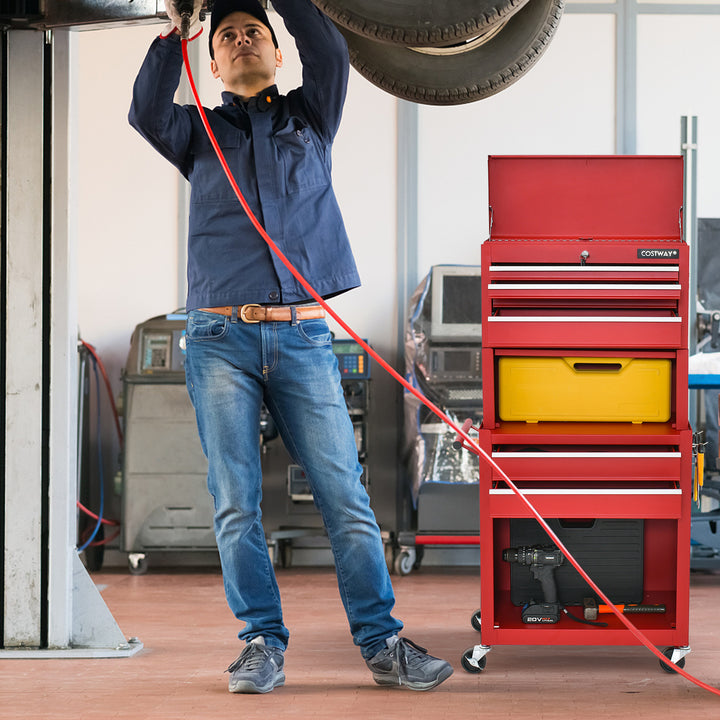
[77,501,120,526]
[180,39,719,696]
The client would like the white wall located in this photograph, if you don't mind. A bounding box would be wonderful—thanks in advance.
[72,24,183,527]
[636,14,720,218]
[416,12,617,277]
[73,24,180,370]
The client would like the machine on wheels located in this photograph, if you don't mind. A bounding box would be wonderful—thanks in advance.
[460,156,694,674]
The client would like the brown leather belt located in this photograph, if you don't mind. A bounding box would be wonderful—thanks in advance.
[198,303,325,323]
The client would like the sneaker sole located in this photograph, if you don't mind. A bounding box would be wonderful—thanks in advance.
[229,672,285,694]
[372,665,453,691]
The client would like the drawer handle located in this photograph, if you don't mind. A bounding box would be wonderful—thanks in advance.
[572,362,623,373]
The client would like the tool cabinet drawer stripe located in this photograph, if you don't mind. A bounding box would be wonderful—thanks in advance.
[489,316,681,322]
[488,284,681,303]
[488,265,681,282]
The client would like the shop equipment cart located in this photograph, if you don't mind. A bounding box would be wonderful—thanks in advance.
[461,156,694,674]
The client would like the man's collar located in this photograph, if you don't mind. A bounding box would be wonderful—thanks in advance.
[222,84,279,110]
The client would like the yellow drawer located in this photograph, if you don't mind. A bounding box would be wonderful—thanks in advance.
[498,357,672,423]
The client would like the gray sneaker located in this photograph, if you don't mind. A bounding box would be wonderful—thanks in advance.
[226,637,285,694]
[365,636,453,691]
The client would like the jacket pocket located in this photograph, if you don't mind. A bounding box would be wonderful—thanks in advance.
[275,121,329,195]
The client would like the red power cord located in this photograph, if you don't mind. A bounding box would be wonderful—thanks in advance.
[180,37,719,697]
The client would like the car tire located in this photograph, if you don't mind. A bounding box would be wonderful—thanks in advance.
[309,0,531,46]
[335,0,565,106]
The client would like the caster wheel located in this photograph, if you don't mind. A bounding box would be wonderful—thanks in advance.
[128,554,148,575]
[394,548,416,576]
[461,647,487,673]
[471,609,482,632]
[659,647,686,674]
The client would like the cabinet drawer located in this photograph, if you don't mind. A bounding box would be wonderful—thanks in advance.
[484,316,683,349]
[491,451,682,483]
[498,357,672,423]
[486,487,682,519]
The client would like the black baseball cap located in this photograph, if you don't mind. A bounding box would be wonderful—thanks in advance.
[209,0,279,57]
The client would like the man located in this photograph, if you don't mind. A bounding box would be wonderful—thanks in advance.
[129,0,453,695]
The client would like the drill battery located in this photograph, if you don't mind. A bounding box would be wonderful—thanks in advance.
[521,602,561,624]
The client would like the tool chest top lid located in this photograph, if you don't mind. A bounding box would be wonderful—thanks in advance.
[487,155,684,241]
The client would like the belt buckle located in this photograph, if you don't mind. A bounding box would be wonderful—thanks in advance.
[239,304,262,323]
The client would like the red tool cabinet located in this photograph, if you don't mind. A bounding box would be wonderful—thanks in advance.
[462,156,693,672]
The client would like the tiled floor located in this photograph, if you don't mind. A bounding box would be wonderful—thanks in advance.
[1,566,719,719]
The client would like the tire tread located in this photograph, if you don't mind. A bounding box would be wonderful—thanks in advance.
[343,0,564,106]
[311,0,530,46]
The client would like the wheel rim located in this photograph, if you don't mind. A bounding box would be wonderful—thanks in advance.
[409,21,508,56]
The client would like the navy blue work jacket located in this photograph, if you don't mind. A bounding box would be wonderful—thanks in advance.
[128,0,360,311]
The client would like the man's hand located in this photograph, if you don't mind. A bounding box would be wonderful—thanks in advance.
[161,0,204,40]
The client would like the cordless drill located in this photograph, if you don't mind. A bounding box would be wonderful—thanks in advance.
[503,546,564,624]
[176,0,212,38]
[176,0,196,38]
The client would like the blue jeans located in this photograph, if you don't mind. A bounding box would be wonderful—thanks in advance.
[184,310,403,658]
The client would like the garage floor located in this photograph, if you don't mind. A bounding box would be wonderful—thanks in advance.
[1,566,719,719]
